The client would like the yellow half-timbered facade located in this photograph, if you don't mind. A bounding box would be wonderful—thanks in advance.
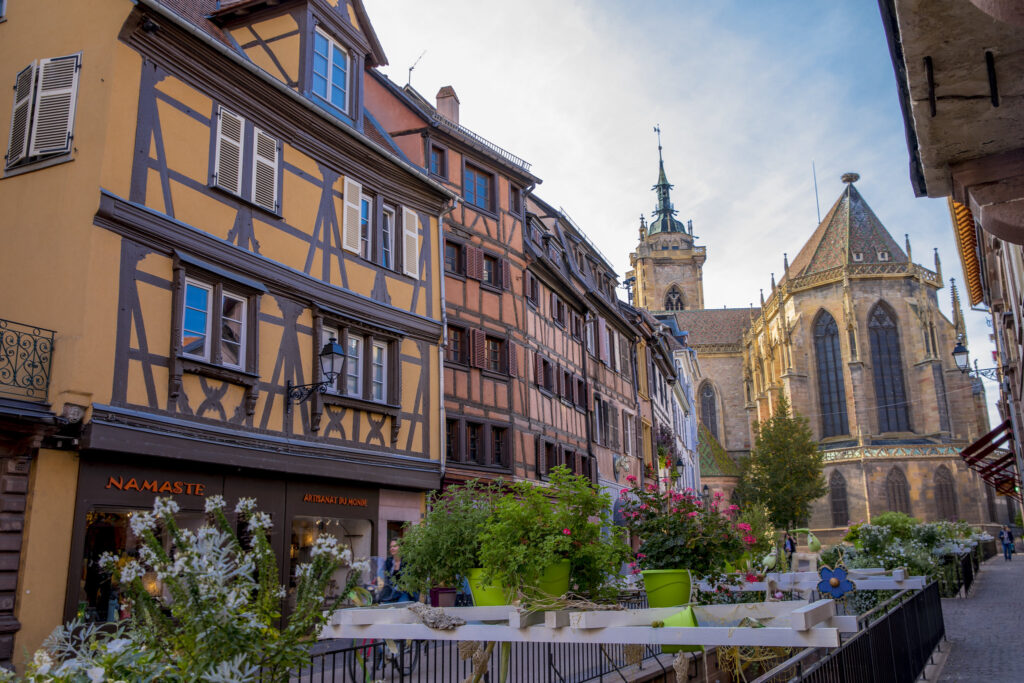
[0,0,450,664]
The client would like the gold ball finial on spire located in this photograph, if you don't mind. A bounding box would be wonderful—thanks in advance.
[841,172,860,184]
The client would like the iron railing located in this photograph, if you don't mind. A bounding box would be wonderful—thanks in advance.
[296,639,670,683]
[0,318,55,401]
[430,113,531,172]
[786,581,944,683]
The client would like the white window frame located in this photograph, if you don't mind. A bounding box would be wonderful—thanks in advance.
[182,280,213,362]
[359,197,371,260]
[346,334,363,397]
[878,250,890,262]
[219,291,247,370]
[623,413,633,456]
[381,205,395,269]
[371,341,387,402]
[312,27,350,114]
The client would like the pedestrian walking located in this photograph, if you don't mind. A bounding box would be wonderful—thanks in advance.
[998,525,1015,561]
[783,532,796,568]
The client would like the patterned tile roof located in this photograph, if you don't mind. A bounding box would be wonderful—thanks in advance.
[698,423,741,477]
[786,180,907,281]
[670,308,752,346]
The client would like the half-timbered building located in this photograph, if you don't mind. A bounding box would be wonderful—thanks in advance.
[0,0,452,664]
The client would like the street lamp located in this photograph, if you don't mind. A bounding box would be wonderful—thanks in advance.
[951,335,1005,381]
[701,484,711,508]
[285,336,346,412]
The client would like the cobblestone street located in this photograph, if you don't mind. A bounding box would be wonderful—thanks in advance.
[939,552,1024,682]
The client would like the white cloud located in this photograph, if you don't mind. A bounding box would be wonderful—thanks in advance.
[365,0,1000,422]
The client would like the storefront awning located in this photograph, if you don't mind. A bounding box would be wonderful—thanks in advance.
[959,419,1022,502]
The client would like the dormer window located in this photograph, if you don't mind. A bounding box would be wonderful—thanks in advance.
[877,251,890,262]
[312,28,349,114]
[852,252,864,262]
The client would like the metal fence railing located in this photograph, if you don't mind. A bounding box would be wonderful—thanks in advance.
[787,581,944,683]
[0,318,55,401]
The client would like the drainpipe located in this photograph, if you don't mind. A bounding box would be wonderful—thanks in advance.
[437,198,459,482]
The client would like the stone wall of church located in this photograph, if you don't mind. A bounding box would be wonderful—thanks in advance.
[810,457,991,544]
[696,352,749,457]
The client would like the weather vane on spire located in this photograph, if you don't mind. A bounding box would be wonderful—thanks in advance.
[653,124,663,159]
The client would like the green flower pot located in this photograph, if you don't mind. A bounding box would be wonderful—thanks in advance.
[642,569,693,654]
[466,568,510,606]
[536,559,571,599]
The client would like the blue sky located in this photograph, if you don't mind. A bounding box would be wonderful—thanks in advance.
[365,0,999,420]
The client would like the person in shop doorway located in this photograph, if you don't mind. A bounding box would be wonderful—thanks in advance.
[783,532,796,569]
[377,539,415,603]
[999,525,1015,561]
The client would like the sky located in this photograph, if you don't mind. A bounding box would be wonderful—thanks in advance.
[364,0,1000,422]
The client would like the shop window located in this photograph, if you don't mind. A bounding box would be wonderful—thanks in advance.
[288,516,370,611]
[79,508,205,624]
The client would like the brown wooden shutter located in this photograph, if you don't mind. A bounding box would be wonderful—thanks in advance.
[610,406,620,450]
[470,329,486,368]
[535,435,543,476]
[502,259,512,290]
[534,352,544,385]
[507,341,518,377]
[466,246,484,280]
[586,381,594,411]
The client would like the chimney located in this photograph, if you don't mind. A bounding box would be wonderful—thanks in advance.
[436,86,460,125]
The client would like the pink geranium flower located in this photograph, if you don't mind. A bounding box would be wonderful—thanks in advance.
[687,511,699,517]
[736,522,752,532]
[743,534,757,545]
[562,528,571,535]
[626,475,637,483]
[728,504,740,511]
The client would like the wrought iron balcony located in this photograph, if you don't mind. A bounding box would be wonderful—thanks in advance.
[0,318,55,401]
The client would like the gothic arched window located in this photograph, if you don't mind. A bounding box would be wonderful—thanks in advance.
[814,311,849,438]
[886,467,911,514]
[700,382,718,439]
[934,465,959,521]
[830,470,849,527]
[665,287,684,311]
[868,303,911,433]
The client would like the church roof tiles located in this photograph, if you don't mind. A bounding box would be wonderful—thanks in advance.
[786,178,907,281]
[669,308,751,346]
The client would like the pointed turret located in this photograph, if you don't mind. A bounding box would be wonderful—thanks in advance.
[951,278,966,337]
[646,127,688,236]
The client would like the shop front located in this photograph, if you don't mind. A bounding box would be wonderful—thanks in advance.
[63,454,385,624]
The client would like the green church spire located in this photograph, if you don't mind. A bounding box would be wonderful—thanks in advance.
[647,125,686,235]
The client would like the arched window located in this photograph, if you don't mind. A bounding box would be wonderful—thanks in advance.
[934,465,959,521]
[814,311,849,437]
[868,303,911,432]
[665,287,684,311]
[700,382,718,438]
[886,467,911,514]
[829,470,849,527]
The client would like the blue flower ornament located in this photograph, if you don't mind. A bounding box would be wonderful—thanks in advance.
[817,566,854,599]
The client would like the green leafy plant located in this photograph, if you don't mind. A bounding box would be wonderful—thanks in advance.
[8,496,364,682]
[619,475,752,576]
[737,393,826,530]
[478,467,628,601]
[396,480,502,594]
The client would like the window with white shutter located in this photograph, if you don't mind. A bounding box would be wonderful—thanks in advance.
[6,53,82,170]
[251,127,279,212]
[342,176,362,253]
[214,107,245,196]
[402,207,420,277]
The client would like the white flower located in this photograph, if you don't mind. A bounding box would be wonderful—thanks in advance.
[204,495,226,513]
[119,560,144,584]
[310,534,340,560]
[234,497,257,515]
[87,666,105,683]
[138,545,159,568]
[247,512,272,533]
[351,559,370,577]
[294,563,314,581]
[32,650,53,676]
[129,512,156,537]
[105,638,132,655]
[99,552,119,572]
[152,497,180,518]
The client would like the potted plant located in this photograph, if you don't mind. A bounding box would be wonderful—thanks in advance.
[395,480,501,606]
[620,476,753,607]
[478,467,629,604]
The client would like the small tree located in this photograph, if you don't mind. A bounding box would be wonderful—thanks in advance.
[740,392,826,530]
